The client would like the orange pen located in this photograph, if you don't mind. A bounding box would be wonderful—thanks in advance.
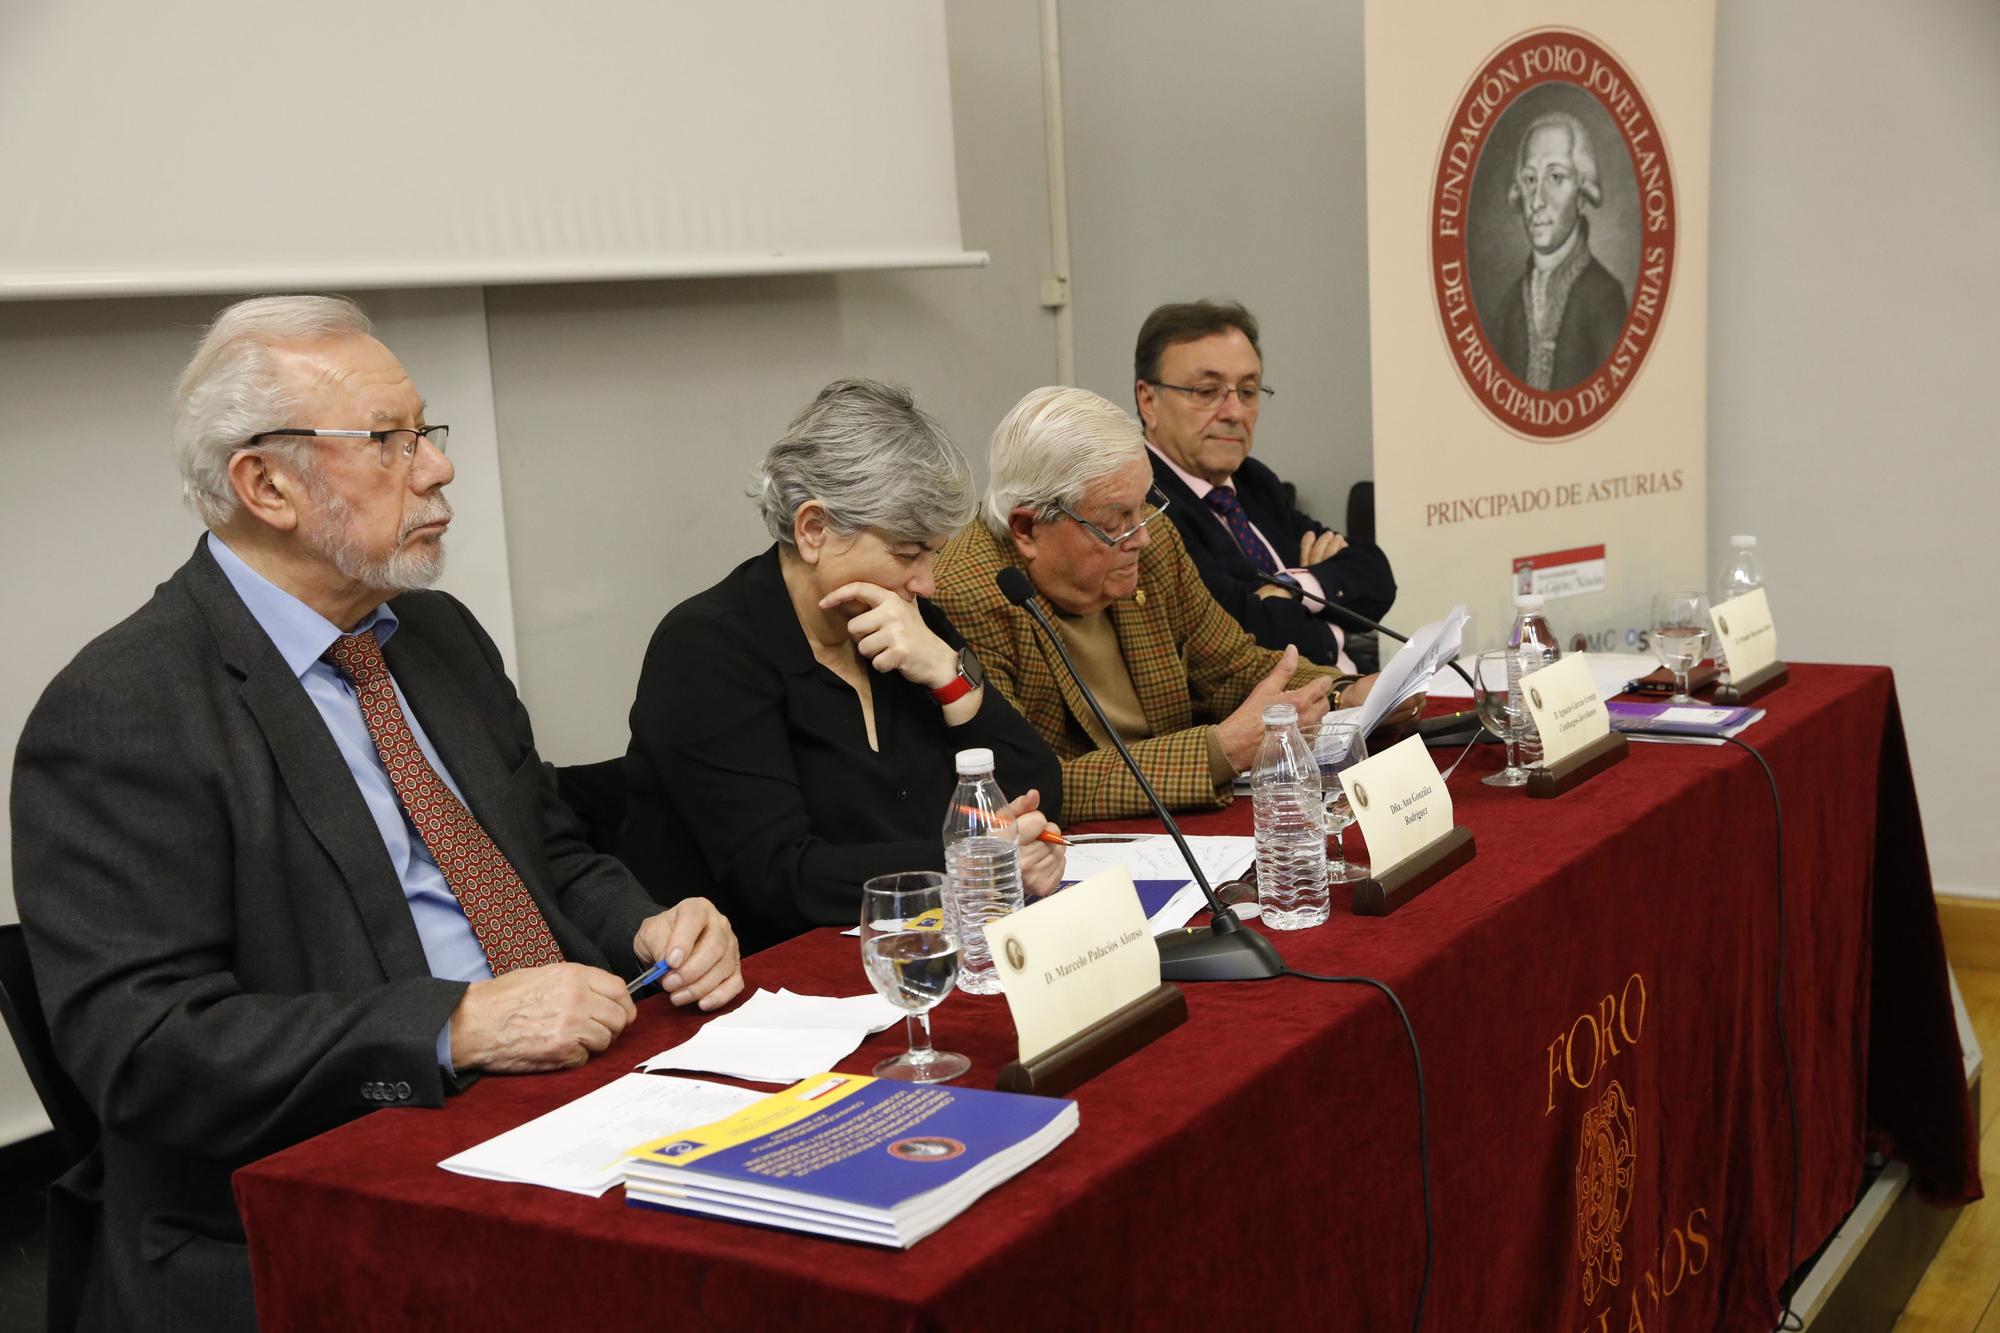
[955,803,1068,846]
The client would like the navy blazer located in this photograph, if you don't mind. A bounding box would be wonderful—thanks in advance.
[10,539,660,1332]
[1149,450,1397,667]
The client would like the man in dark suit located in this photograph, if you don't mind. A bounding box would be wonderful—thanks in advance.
[1134,300,1396,671]
[9,295,744,1332]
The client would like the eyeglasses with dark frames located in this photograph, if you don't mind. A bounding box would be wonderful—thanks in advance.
[251,425,451,468]
[1148,380,1275,410]
[1054,484,1172,548]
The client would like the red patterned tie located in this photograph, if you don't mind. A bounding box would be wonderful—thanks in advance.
[325,630,564,975]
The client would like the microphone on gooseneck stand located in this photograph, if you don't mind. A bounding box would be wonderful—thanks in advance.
[995,567,1284,983]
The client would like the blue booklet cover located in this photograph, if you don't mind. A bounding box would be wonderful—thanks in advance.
[626,1071,1076,1215]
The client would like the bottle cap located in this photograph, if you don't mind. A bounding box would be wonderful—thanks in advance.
[1261,703,1298,727]
[953,747,995,775]
[1730,534,1757,548]
[1514,592,1545,610]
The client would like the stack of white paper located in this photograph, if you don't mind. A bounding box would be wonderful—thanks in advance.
[1319,605,1470,752]
[1058,834,1256,934]
[438,1073,762,1196]
[637,988,905,1084]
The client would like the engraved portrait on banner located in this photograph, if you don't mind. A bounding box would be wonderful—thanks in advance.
[1431,30,1678,442]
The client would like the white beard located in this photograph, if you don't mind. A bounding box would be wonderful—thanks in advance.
[301,474,452,592]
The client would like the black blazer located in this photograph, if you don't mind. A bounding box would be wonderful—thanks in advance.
[618,546,1062,955]
[1149,451,1397,666]
[9,539,661,1333]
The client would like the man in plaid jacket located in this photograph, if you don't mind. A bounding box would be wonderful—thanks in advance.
[933,387,1389,822]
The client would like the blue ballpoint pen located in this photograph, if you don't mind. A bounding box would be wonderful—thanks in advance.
[627,958,671,995]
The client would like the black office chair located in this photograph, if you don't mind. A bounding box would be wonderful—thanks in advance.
[1345,480,1375,546]
[551,758,629,855]
[0,922,98,1333]
[0,923,95,1164]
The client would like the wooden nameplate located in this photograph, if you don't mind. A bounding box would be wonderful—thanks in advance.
[995,982,1187,1097]
[1525,730,1629,799]
[1711,660,1788,705]
[1351,825,1475,916]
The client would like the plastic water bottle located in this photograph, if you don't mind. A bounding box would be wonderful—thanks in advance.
[940,748,1024,995]
[1251,704,1328,931]
[1507,594,1559,768]
[1713,535,1764,685]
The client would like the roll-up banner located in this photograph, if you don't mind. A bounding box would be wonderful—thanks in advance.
[1365,4,1716,654]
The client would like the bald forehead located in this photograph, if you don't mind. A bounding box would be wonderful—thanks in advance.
[268,333,424,421]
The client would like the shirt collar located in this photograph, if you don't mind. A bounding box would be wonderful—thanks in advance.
[1146,440,1227,500]
[206,532,398,680]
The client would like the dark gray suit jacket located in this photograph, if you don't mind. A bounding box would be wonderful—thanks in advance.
[9,539,662,1332]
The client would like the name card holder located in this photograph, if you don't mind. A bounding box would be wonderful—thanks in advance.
[994,983,1186,1097]
[1711,661,1788,705]
[1351,825,1476,916]
[1524,730,1629,798]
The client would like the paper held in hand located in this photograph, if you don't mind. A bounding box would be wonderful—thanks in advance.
[1518,654,1610,766]
[984,867,1160,1064]
[1337,734,1454,875]
[1710,587,1778,679]
[1320,604,1469,747]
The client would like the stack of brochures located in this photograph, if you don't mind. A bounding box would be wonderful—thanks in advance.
[624,1071,1078,1247]
[1606,700,1764,742]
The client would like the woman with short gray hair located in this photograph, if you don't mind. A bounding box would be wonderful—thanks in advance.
[620,379,1065,955]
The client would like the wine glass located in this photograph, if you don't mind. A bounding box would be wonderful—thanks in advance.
[1474,648,1531,787]
[1650,591,1711,705]
[1314,719,1370,883]
[858,872,970,1084]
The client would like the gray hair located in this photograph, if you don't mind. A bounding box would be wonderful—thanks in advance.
[173,295,374,526]
[1507,109,1604,209]
[982,387,1146,541]
[753,378,975,547]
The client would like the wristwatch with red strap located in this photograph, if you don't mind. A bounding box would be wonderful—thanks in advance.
[929,645,986,705]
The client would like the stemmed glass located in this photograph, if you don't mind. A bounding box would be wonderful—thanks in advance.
[858,872,970,1084]
[1314,719,1370,883]
[1474,648,1531,787]
[1650,591,1712,705]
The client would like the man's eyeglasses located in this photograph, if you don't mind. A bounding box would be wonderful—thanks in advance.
[1149,380,1275,410]
[1055,485,1172,548]
[252,426,451,468]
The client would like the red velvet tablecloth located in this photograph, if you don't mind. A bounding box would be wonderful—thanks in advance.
[234,664,1977,1331]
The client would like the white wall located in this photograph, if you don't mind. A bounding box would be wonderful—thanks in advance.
[1707,0,2000,896]
[484,0,1061,762]
[1058,0,1375,525]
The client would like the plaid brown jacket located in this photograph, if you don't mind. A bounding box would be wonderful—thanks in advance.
[931,520,1347,822]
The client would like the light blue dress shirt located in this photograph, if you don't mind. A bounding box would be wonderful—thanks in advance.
[208,534,492,1068]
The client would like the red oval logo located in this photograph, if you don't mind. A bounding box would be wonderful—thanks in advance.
[1431,29,1677,441]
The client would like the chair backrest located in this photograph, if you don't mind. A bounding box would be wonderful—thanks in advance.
[552,758,629,856]
[0,923,97,1163]
[1346,481,1376,546]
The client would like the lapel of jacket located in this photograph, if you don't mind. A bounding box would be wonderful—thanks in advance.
[1108,534,1194,735]
[179,540,433,983]
[1149,449,1225,561]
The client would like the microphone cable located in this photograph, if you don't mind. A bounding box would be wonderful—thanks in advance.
[1718,734,1802,1332]
[1277,966,1432,1333]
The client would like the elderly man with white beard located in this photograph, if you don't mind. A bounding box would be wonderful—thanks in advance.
[10,294,744,1332]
